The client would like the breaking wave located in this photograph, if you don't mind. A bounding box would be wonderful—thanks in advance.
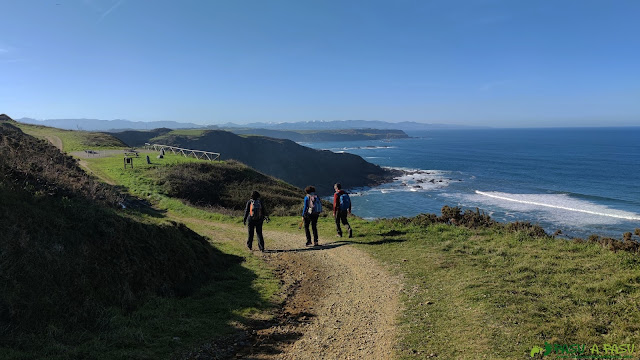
[473,191,640,222]
[364,168,465,193]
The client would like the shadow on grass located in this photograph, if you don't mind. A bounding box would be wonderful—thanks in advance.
[264,238,407,253]
[174,261,306,360]
[378,229,407,236]
[0,187,281,359]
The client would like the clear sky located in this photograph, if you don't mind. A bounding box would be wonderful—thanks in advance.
[1,0,639,127]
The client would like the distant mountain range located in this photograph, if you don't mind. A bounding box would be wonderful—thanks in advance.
[16,117,484,132]
[226,120,485,131]
[16,118,212,131]
[228,128,409,142]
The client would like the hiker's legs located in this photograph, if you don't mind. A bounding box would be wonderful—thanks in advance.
[304,216,312,244]
[255,220,265,251]
[247,221,255,249]
[335,213,342,236]
[311,214,319,244]
[340,211,352,238]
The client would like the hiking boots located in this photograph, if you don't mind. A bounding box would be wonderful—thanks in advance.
[348,228,353,238]
[305,241,312,246]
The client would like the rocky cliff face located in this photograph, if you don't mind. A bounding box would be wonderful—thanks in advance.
[144,130,399,195]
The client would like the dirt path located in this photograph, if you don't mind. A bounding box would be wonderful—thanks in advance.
[77,159,117,185]
[44,135,63,150]
[180,220,402,359]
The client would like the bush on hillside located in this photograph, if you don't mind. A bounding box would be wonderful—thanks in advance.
[379,205,548,238]
[502,221,548,238]
[587,233,640,253]
[154,160,307,216]
[438,206,497,229]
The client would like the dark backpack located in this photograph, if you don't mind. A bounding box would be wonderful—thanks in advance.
[339,193,351,211]
[250,199,262,220]
[307,195,322,215]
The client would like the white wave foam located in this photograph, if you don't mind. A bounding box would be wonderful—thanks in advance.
[362,169,464,195]
[472,191,640,223]
[323,145,396,152]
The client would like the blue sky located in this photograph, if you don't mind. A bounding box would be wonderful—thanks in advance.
[1,0,639,127]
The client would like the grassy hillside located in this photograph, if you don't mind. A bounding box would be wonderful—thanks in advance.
[0,121,280,358]
[80,151,313,216]
[109,129,399,195]
[351,217,640,358]
[15,121,126,152]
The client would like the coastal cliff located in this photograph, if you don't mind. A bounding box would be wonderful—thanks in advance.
[112,129,400,195]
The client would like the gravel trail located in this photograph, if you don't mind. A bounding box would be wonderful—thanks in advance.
[236,225,401,359]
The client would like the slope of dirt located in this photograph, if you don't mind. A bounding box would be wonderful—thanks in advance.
[44,134,63,150]
[178,220,402,359]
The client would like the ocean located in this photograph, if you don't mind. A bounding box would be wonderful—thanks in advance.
[305,127,640,238]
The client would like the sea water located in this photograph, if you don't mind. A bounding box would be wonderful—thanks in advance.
[305,128,640,238]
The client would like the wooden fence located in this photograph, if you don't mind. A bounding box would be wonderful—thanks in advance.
[144,143,220,161]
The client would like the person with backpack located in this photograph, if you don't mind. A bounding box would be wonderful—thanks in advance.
[302,185,322,246]
[243,190,269,252]
[333,183,352,238]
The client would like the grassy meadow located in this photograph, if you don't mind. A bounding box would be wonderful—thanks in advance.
[15,123,126,152]
[2,122,639,359]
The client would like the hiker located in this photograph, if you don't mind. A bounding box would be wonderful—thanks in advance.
[333,183,352,238]
[301,185,322,246]
[243,190,268,252]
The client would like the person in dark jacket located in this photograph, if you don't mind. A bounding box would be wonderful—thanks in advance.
[301,185,320,246]
[243,190,268,252]
[333,183,352,238]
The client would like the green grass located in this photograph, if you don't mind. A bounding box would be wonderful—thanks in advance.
[16,123,125,152]
[85,152,305,216]
[85,152,203,195]
[347,221,640,359]
[164,129,208,137]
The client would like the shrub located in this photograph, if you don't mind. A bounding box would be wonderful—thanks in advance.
[503,221,548,238]
[154,160,305,215]
[439,205,462,224]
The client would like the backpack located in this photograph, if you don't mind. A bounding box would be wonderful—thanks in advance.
[250,199,262,220]
[339,193,351,211]
[307,195,322,215]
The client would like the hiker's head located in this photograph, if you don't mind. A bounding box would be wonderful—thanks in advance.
[305,186,316,194]
[251,191,260,200]
[334,183,342,191]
